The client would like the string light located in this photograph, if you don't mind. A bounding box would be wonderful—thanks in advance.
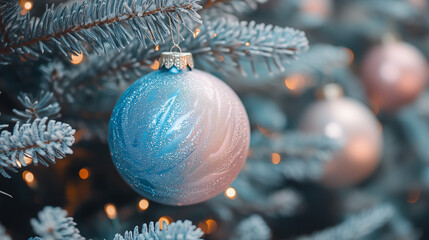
[138,199,149,211]
[193,28,201,38]
[104,203,117,219]
[225,187,237,200]
[155,45,160,51]
[271,153,281,165]
[284,74,306,93]
[205,219,217,234]
[23,170,36,187]
[24,155,32,165]
[79,167,90,180]
[158,216,172,230]
[244,42,250,46]
[150,60,160,70]
[70,52,84,65]
[20,0,33,11]
[408,187,421,204]
[15,160,22,168]
[198,219,218,235]
[213,33,217,37]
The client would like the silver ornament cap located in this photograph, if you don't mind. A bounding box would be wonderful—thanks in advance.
[159,50,194,70]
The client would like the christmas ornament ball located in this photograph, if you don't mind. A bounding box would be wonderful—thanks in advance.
[300,97,382,188]
[361,41,427,111]
[108,66,250,206]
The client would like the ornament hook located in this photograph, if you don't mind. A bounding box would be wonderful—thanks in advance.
[159,13,193,70]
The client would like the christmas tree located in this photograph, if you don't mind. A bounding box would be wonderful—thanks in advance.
[1,0,429,239]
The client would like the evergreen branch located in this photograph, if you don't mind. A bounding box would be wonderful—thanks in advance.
[251,130,342,161]
[201,0,267,15]
[231,215,271,240]
[114,220,203,240]
[31,206,85,240]
[12,91,61,123]
[40,19,308,103]
[283,44,351,81]
[0,223,11,240]
[297,203,396,240]
[0,0,202,63]
[0,117,75,178]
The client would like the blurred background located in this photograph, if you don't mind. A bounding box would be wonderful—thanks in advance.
[2,0,429,239]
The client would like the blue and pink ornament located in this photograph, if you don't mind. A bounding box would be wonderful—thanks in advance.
[108,51,250,205]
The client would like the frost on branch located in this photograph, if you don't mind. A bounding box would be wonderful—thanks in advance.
[297,203,396,240]
[40,19,308,102]
[30,206,84,240]
[0,223,11,240]
[12,91,61,123]
[0,0,202,64]
[230,215,271,240]
[0,117,75,178]
[113,220,203,240]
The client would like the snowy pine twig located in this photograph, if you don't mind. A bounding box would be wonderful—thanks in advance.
[31,206,84,240]
[0,117,75,178]
[12,91,61,123]
[297,203,396,240]
[0,223,11,240]
[0,0,202,63]
[40,19,308,102]
[114,220,203,240]
[231,215,271,240]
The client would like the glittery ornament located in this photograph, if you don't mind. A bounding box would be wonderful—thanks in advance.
[361,41,427,111]
[300,94,382,188]
[108,51,250,206]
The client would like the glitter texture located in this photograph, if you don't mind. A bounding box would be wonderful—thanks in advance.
[108,67,250,205]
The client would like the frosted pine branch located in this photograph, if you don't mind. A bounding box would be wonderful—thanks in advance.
[230,215,271,240]
[0,0,202,64]
[0,117,75,178]
[40,19,308,102]
[297,203,396,240]
[12,91,61,123]
[31,206,84,240]
[113,220,203,240]
[201,0,267,17]
[0,223,11,240]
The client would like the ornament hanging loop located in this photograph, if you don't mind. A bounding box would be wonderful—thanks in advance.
[159,13,194,70]
[168,14,181,49]
[170,44,182,53]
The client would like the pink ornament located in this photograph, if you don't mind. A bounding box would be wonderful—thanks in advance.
[361,42,427,111]
[300,0,332,19]
[300,98,382,188]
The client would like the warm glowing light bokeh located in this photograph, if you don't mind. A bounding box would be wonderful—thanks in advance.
[284,74,306,93]
[104,203,117,219]
[271,153,281,164]
[23,1,33,10]
[225,187,237,199]
[150,60,160,70]
[16,160,22,168]
[138,199,149,211]
[408,187,421,204]
[24,155,32,164]
[70,52,84,65]
[245,42,250,46]
[23,170,34,184]
[198,219,218,235]
[79,167,90,180]
[193,28,201,38]
[159,216,172,230]
[155,45,160,51]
